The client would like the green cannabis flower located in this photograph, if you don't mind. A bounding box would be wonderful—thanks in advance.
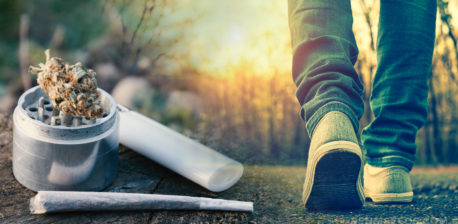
[29,50,103,118]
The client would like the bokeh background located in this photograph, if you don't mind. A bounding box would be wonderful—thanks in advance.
[0,0,456,166]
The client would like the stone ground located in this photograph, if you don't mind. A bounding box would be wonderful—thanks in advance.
[0,114,457,224]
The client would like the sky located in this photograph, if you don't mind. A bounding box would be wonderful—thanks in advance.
[152,0,291,76]
[185,0,291,75]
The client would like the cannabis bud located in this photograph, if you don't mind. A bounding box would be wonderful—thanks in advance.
[29,50,103,118]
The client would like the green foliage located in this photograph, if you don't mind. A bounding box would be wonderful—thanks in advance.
[0,0,25,42]
[0,0,24,82]
[0,0,108,84]
[26,0,107,49]
[161,108,197,130]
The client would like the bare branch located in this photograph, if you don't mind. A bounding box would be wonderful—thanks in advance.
[129,0,152,47]
[437,0,457,81]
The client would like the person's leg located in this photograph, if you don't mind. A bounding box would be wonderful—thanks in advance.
[289,0,364,136]
[288,0,365,209]
[362,0,436,203]
[362,0,437,171]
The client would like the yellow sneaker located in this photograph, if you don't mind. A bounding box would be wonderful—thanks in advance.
[303,111,365,210]
[364,164,413,203]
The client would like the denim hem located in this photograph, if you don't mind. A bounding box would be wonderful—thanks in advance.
[306,101,360,136]
[365,156,414,171]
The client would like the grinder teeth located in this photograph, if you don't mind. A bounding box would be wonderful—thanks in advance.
[27,96,104,127]
[60,111,73,127]
[50,116,60,126]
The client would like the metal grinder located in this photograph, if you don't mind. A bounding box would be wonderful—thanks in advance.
[12,86,119,191]
[13,86,243,193]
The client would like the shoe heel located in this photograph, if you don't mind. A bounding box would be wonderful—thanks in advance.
[305,150,364,210]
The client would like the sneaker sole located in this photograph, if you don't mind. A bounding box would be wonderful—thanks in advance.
[303,141,364,210]
[365,192,413,203]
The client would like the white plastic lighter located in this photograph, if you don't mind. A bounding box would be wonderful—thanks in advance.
[117,105,244,192]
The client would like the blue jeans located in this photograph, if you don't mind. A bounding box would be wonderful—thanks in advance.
[288,0,436,170]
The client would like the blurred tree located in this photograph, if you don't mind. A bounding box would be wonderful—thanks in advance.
[27,0,107,50]
[103,0,202,75]
[0,0,26,84]
[438,0,458,71]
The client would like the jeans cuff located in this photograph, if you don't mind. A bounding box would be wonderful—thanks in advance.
[306,101,360,136]
[365,155,414,171]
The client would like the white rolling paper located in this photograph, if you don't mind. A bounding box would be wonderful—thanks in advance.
[30,191,254,214]
[117,105,244,192]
